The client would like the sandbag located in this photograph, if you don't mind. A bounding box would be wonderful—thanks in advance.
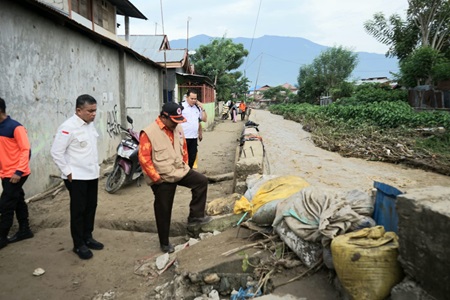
[331,226,404,300]
[234,175,310,217]
[251,199,283,226]
[274,219,322,267]
[272,186,374,247]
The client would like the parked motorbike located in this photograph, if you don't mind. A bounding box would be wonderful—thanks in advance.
[105,116,142,194]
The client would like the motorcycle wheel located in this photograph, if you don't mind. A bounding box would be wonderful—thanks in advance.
[105,165,126,194]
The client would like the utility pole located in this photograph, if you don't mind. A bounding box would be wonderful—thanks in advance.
[187,17,191,50]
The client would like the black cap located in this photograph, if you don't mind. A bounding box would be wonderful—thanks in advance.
[161,102,186,123]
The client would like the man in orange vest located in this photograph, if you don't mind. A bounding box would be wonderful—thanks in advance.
[138,102,211,253]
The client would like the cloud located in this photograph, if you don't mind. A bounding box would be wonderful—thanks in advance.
[120,0,409,54]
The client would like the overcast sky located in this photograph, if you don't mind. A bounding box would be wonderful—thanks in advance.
[119,0,409,54]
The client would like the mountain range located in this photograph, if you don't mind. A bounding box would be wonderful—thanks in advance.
[170,34,399,88]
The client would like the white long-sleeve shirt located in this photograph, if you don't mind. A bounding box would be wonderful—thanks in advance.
[50,114,99,180]
[181,102,202,139]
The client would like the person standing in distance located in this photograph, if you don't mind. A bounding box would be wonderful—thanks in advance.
[51,94,103,260]
[138,102,211,254]
[238,101,247,121]
[0,97,33,249]
[181,90,207,169]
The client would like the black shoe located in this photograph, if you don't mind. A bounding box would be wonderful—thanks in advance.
[85,238,104,250]
[160,243,175,254]
[0,237,7,250]
[7,229,34,243]
[187,215,212,225]
[73,245,93,260]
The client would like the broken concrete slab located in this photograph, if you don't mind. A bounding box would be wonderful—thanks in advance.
[177,227,263,275]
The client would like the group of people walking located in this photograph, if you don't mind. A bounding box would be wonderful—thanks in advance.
[227,100,247,122]
[0,91,211,259]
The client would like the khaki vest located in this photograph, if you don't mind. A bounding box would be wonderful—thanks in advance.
[141,122,189,184]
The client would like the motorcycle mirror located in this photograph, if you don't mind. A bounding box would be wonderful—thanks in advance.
[127,116,133,124]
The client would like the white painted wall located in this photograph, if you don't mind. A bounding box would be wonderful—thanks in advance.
[0,1,162,196]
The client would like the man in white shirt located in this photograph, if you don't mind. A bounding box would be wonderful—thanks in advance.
[181,90,207,168]
[50,94,103,260]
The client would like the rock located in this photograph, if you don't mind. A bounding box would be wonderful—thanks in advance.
[204,273,220,284]
[188,273,202,284]
[208,290,220,300]
[156,253,170,270]
[32,267,45,276]
[154,282,169,294]
[188,238,199,246]
[199,232,214,240]
[201,285,214,295]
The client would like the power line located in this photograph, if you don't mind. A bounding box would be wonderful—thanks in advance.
[244,0,263,72]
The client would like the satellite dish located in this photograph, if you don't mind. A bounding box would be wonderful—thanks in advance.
[188,50,196,55]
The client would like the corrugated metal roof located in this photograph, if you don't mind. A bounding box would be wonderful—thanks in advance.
[108,0,147,19]
[152,49,186,63]
[176,72,214,87]
[127,35,165,57]
[127,35,186,63]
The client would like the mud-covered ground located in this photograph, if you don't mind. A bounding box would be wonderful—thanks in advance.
[1,109,449,300]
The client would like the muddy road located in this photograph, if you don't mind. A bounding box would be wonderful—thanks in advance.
[252,109,450,192]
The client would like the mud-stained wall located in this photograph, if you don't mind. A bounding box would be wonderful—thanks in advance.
[38,0,69,13]
[0,1,161,196]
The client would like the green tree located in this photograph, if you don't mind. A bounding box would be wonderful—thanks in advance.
[297,46,358,104]
[400,46,450,87]
[262,86,295,103]
[190,37,249,101]
[364,0,450,60]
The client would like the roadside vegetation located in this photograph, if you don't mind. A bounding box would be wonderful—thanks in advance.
[265,0,450,175]
[269,83,450,175]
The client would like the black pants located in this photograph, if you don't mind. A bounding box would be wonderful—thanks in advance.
[185,138,198,169]
[64,179,98,248]
[151,169,208,245]
[0,176,29,238]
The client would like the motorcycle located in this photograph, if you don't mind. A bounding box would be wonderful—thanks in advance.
[105,116,142,194]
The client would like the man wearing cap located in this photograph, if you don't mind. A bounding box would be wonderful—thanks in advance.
[138,102,211,253]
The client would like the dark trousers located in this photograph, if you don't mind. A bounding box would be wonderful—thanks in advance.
[185,138,198,169]
[64,179,98,247]
[0,176,29,238]
[151,169,208,245]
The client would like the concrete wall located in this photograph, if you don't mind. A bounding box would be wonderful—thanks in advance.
[0,1,162,196]
[396,186,450,300]
[39,0,69,14]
